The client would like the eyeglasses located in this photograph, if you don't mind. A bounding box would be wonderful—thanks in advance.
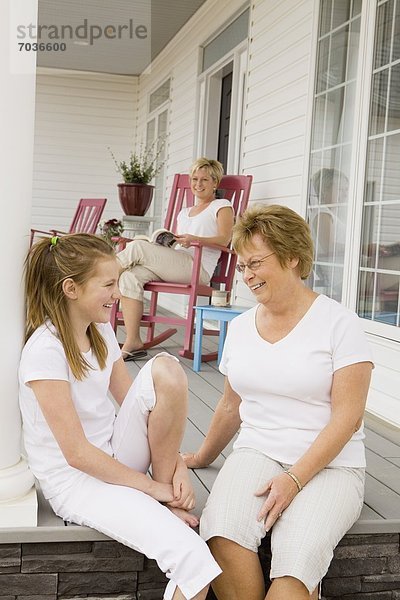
[235,252,275,274]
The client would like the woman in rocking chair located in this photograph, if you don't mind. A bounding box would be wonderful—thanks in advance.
[117,157,234,361]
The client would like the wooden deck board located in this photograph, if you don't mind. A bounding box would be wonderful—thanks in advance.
[365,448,400,494]
[363,428,400,458]
[364,473,400,519]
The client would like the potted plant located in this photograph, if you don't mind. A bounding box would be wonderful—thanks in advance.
[109,138,166,216]
[99,218,124,247]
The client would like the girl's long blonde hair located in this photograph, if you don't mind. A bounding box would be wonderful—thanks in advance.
[24,233,117,380]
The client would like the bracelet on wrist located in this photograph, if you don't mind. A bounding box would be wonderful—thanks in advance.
[284,469,303,492]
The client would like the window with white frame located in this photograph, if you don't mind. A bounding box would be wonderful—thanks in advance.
[307,0,400,337]
[146,79,170,229]
[306,0,362,302]
[357,0,400,328]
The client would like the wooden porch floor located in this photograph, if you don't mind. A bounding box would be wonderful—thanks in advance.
[1,319,400,542]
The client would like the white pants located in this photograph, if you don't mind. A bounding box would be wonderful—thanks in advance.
[117,240,210,301]
[50,356,221,599]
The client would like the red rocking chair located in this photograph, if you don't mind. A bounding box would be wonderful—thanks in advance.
[30,198,107,246]
[111,174,252,361]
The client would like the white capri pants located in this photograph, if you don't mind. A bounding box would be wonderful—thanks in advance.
[117,240,210,301]
[49,355,221,600]
[200,448,365,594]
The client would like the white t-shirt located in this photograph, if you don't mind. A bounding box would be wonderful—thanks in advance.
[176,198,233,278]
[18,321,121,499]
[219,295,374,467]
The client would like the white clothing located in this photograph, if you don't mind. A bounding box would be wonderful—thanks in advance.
[200,448,364,593]
[177,198,233,278]
[19,323,221,599]
[219,294,373,467]
[19,321,121,500]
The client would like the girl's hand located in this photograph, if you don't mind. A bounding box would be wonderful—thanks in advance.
[168,458,196,510]
[149,480,175,503]
[255,472,299,531]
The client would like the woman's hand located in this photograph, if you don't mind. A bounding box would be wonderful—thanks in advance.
[255,472,299,531]
[167,460,196,510]
[175,233,196,248]
[181,451,210,469]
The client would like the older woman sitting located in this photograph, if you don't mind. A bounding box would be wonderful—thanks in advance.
[184,204,373,600]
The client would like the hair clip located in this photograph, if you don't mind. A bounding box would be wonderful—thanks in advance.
[49,236,59,250]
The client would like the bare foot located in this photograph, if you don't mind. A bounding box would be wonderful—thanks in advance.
[168,507,199,528]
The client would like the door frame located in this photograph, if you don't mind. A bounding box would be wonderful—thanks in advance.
[196,40,248,175]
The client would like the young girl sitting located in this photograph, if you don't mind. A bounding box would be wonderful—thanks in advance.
[19,233,221,600]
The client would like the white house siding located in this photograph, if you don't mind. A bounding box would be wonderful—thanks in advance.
[32,70,137,234]
[237,0,314,306]
[367,335,400,428]
[136,0,249,186]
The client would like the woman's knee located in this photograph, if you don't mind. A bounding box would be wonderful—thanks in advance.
[152,357,188,402]
[119,270,144,301]
[270,576,310,595]
[208,536,244,563]
[121,239,144,260]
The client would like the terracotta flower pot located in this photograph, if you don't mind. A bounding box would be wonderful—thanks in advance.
[117,183,154,216]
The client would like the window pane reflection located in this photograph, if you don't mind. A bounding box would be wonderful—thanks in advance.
[325,87,345,145]
[377,204,400,271]
[358,270,376,318]
[387,63,400,132]
[374,0,393,69]
[307,4,361,302]
[394,2,400,61]
[352,0,362,18]
[311,96,326,149]
[375,273,399,325]
[329,26,349,87]
[320,0,333,36]
[316,37,330,93]
[332,0,351,30]
[360,205,379,269]
[365,139,384,205]
[383,134,400,203]
[342,82,356,142]
[347,18,361,80]
[357,2,400,328]
[369,70,388,136]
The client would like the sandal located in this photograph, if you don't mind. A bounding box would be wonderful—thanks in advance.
[122,349,148,362]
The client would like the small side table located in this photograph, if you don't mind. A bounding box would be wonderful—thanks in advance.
[193,305,248,372]
[122,215,156,239]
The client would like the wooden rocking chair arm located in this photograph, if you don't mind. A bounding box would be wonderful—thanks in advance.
[30,227,68,238]
[30,228,53,237]
[189,241,234,254]
[111,236,132,251]
[49,229,68,236]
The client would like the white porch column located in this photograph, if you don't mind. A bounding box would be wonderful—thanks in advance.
[0,0,38,526]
